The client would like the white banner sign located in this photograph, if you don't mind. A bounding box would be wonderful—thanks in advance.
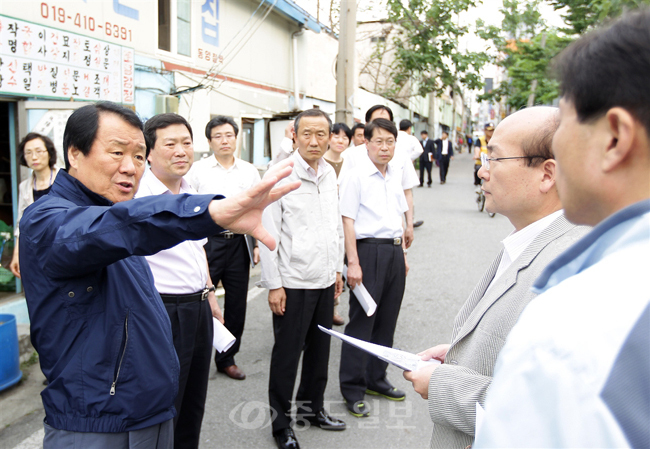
[0,15,134,103]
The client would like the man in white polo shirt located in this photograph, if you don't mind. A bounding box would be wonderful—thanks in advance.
[138,113,224,449]
[186,116,261,381]
[339,105,422,245]
[338,118,410,418]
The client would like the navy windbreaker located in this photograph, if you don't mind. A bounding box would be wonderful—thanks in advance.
[20,170,221,433]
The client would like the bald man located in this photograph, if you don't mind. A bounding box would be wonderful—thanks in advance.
[403,107,589,449]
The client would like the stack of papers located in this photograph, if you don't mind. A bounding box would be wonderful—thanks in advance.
[319,326,440,372]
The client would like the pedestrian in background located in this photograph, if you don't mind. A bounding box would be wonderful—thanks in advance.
[260,109,346,449]
[339,118,409,418]
[10,132,60,278]
[436,131,454,184]
[186,116,261,381]
[419,130,435,187]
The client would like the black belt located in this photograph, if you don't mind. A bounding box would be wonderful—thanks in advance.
[213,231,243,240]
[357,237,403,246]
[159,289,208,304]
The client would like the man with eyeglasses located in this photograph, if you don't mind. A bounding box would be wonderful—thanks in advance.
[186,116,261,381]
[476,10,650,447]
[402,106,589,449]
[339,118,410,418]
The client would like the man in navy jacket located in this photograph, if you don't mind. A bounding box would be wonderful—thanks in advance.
[20,102,298,448]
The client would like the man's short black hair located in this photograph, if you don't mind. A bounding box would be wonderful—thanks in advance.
[351,123,365,134]
[365,105,394,123]
[19,132,58,169]
[205,116,239,140]
[399,119,412,131]
[332,122,352,141]
[420,130,428,135]
[364,118,398,140]
[293,109,332,134]
[63,102,143,170]
[553,8,650,135]
[144,113,193,151]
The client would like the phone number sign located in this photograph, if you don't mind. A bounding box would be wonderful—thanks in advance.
[0,15,134,104]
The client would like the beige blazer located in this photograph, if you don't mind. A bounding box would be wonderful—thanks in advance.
[428,214,589,449]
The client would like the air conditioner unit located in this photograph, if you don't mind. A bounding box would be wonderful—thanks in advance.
[154,95,179,114]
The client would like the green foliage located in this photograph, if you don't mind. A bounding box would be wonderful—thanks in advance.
[550,0,650,35]
[385,0,490,98]
[479,30,572,109]
[480,0,649,110]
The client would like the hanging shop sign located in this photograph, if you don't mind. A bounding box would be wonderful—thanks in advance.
[0,14,134,104]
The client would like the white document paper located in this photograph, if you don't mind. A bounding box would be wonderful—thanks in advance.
[319,325,440,372]
[213,317,236,353]
[342,265,377,317]
[475,402,486,438]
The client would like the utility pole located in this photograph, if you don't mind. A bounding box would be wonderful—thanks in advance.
[335,1,356,126]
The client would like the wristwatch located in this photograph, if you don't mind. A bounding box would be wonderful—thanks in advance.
[206,285,216,293]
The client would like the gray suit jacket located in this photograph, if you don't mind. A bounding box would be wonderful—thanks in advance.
[428,214,589,449]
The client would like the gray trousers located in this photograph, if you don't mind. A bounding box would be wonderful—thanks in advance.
[43,419,173,449]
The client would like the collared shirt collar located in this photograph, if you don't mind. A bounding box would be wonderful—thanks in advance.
[359,146,393,179]
[142,168,193,195]
[51,169,114,206]
[533,199,650,294]
[502,210,563,264]
[294,150,328,182]
[207,154,240,172]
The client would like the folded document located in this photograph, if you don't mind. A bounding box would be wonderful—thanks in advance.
[319,325,440,372]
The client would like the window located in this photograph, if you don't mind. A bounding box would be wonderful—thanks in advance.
[158,0,191,56]
[371,36,386,43]
[177,0,191,56]
[158,0,170,51]
[240,120,254,163]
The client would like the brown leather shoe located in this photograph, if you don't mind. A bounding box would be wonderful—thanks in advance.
[218,364,246,380]
[333,314,345,326]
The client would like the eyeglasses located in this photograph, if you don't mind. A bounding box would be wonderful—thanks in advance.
[369,138,395,148]
[480,153,546,170]
[24,149,48,157]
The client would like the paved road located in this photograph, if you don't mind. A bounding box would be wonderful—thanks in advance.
[2,152,514,449]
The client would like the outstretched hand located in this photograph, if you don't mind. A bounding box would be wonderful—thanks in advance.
[208,159,300,250]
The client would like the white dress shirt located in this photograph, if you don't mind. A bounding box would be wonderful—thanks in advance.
[441,139,450,155]
[185,155,261,197]
[339,152,409,239]
[397,130,424,161]
[486,210,564,292]
[339,143,420,190]
[136,168,208,294]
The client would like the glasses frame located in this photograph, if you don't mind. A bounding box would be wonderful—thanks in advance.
[480,153,546,170]
[24,149,48,157]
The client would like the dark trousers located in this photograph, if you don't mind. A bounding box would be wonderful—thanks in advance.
[339,242,406,403]
[474,165,482,185]
[162,296,213,449]
[419,159,432,186]
[204,234,250,369]
[439,155,451,182]
[269,285,335,434]
[44,419,174,449]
